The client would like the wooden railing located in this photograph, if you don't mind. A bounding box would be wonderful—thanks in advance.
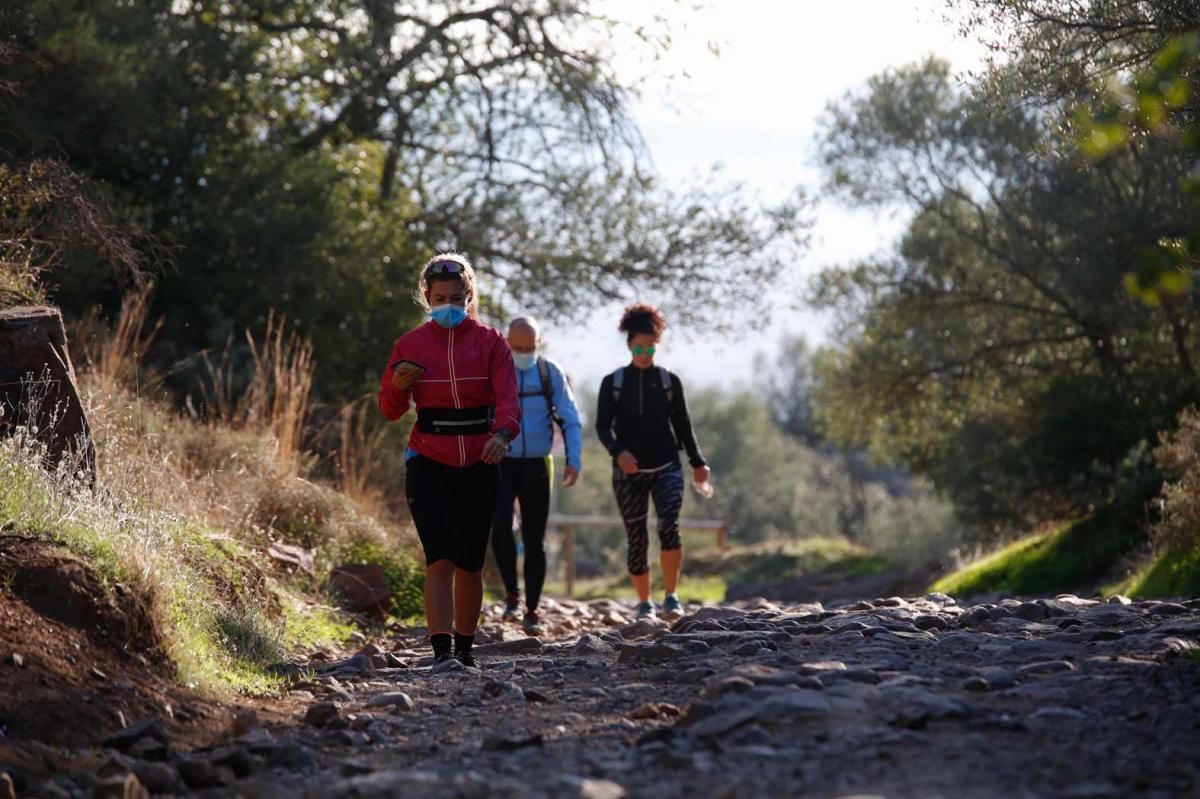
[545,514,729,597]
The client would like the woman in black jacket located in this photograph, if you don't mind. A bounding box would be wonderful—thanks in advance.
[595,304,711,620]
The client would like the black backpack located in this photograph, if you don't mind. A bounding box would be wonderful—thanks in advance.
[610,366,674,406]
[519,357,566,429]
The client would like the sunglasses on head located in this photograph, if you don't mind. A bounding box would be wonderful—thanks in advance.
[631,345,656,355]
[427,260,465,276]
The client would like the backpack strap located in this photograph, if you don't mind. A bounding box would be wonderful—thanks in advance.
[612,365,673,405]
[611,366,625,405]
[537,357,565,427]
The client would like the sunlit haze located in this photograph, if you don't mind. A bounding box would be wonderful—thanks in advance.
[537,0,990,393]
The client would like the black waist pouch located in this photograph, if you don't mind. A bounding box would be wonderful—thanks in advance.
[416,405,494,435]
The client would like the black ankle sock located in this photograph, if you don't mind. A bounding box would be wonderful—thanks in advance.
[431,633,452,658]
[454,631,474,655]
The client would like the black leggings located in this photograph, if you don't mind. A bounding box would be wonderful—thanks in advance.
[613,461,684,575]
[405,455,499,571]
[490,457,550,611]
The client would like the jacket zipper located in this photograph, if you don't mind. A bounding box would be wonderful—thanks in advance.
[447,327,466,466]
[638,367,644,415]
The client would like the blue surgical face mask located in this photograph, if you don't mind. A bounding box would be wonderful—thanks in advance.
[512,352,537,371]
[430,303,468,328]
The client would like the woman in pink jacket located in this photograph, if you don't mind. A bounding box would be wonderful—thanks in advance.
[379,253,520,666]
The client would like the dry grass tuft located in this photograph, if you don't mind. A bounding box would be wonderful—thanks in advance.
[198,312,313,473]
[0,290,424,694]
[76,284,162,397]
[334,395,390,514]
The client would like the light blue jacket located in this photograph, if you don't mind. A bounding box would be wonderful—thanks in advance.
[509,358,583,470]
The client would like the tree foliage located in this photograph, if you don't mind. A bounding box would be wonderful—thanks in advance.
[810,57,1198,528]
[0,0,806,403]
[953,3,1200,305]
[757,334,819,445]
[952,0,1200,106]
[0,40,149,310]
[558,386,962,576]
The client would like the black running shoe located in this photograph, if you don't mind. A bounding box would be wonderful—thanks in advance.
[433,651,456,664]
[502,591,521,622]
[455,650,477,668]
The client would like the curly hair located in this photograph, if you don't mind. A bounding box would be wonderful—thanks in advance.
[619,303,667,342]
[414,252,480,319]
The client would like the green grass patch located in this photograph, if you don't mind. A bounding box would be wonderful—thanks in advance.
[542,537,885,604]
[544,574,728,604]
[338,539,425,620]
[1114,542,1200,599]
[689,537,888,585]
[931,500,1147,597]
[278,591,356,650]
[164,585,286,695]
[0,444,352,696]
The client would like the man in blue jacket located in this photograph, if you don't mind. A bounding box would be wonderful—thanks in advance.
[491,316,583,634]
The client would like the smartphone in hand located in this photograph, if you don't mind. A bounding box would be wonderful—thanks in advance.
[391,358,426,372]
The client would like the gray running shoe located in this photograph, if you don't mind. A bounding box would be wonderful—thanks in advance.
[663,593,684,620]
[635,601,656,620]
[521,611,544,636]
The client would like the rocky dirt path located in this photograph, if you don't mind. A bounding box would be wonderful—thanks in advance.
[9,593,1200,798]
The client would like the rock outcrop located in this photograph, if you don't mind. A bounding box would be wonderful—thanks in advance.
[0,306,95,483]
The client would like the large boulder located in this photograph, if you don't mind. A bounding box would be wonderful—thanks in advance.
[0,306,95,484]
[327,564,392,619]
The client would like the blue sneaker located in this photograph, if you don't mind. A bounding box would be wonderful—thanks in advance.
[663,593,684,620]
[635,601,656,620]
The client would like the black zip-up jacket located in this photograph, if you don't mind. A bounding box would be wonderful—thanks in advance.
[595,365,707,470]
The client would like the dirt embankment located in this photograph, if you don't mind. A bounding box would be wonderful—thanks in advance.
[0,537,250,750]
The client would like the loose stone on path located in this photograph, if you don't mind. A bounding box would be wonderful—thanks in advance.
[13,593,1200,798]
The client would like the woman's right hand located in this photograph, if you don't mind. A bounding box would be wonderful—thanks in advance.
[390,362,423,391]
[481,433,511,464]
[616,450,639,475]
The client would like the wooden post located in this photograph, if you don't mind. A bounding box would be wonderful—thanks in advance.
[563,525,576,598]
[717,525,729,551]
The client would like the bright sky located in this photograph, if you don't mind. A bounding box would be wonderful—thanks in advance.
[539,0,990,393]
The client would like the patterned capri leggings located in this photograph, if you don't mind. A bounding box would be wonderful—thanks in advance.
[612,461,685,575]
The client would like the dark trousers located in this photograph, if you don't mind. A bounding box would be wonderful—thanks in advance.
[490,457,551,611]
[405,455,499,571]
[613,461,684,575]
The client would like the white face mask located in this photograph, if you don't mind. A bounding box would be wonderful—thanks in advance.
[512,352,537,371]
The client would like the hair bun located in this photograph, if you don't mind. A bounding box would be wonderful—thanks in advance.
[619,303,667,340]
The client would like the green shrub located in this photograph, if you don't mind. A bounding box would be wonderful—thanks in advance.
[1101,407,1200,600]
[249,477,335,550]
[1153,406,1200,552]
[688,537,887,585]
